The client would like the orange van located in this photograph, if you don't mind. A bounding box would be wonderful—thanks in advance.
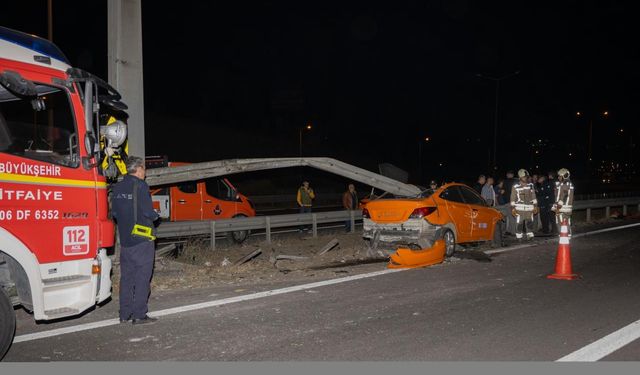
[146,157,256,242]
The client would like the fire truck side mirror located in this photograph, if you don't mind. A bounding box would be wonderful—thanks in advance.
[85,132,96,151]
[82,133,98,170]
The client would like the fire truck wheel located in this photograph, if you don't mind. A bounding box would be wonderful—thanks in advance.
[229,214,250,244]
[0,287,16,360]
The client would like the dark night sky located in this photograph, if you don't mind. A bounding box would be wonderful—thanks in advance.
[2,1,638,187]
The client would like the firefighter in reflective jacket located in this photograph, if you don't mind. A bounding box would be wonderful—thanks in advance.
[510,169,539,240]
[552,168,574,235]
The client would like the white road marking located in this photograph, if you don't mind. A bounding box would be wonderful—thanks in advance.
[571,222,640,239]
[13,268,403,343]
[484,222,640,255]
[556,319,640,361]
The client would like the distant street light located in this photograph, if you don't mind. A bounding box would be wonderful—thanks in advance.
[476,70,520,171]
[299,123,313,157]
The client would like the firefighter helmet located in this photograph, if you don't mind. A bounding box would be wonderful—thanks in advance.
[517,169,529,178]
[557,168,570,179]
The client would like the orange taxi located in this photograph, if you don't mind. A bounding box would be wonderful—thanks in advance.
[362,182,503,256]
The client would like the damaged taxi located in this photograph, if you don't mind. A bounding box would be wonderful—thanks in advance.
[362,183,503,256]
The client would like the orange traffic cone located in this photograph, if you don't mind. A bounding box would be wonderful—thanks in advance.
[547,219,578,280]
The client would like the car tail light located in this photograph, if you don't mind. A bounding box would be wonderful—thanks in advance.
[409,207,437,219]
[362,208,370,218]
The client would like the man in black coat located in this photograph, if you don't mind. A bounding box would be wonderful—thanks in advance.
[536,174,555,234]
[112,156,160,325]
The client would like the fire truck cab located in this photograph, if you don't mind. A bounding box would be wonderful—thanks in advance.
[0,27,123,358]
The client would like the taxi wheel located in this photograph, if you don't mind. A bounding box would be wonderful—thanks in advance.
[491,221,504,248]
[443,229,456,257]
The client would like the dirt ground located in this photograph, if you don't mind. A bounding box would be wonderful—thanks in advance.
[110,216,635,294]
[111,229,390,294]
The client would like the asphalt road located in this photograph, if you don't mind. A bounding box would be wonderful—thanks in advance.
[5,221,640,361]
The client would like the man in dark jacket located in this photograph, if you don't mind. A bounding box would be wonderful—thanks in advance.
[473,175,486,195]
[112,156,159,325]
[501,170,517,234]
[536,174,555,234]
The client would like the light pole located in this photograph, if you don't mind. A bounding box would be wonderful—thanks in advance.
[576,110,608,168]
[476,70,520,171]
[418,136,430,183]
[299,123,312,157]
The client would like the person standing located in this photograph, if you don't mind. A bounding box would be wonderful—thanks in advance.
[547,170,558,234]
[481,177,496,206]
[473,174,486,195]
[500,170,517,234]
[427,180,439,193]
[342,183,358,232]
[510,169,539,241]
[536,174,555,234]
[296,180,315,231]
[552,168,575,236]
[112,156,159,325]
[494,179,507,206]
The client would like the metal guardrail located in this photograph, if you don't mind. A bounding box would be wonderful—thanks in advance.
[156,196,640,249]
[156,210,362,250]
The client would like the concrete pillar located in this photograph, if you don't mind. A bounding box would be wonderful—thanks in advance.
[605,206,610,218]
[108,0,145,158]
[586,208,591,222]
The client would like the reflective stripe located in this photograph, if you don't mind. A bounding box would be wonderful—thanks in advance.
[0,173,107,189]
[565,183,573,205]
[559,206,572,213]
[559,236,570,245]
[514,204,534,211]
[560,225,569,233]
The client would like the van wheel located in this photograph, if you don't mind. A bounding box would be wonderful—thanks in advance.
[0,288,16,360]
[229,214,250,244]
[443,229,456,257]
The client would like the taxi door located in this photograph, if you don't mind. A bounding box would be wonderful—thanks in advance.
[458,186,493,240]
[439,186,472,242]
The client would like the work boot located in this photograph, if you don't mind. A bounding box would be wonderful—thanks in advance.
[132,315,158,325]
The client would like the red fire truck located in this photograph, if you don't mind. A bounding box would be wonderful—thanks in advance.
[0,27,125,358]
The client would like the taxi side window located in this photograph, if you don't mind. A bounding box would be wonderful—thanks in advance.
[459,186,487,206]
[439,187,465,203]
